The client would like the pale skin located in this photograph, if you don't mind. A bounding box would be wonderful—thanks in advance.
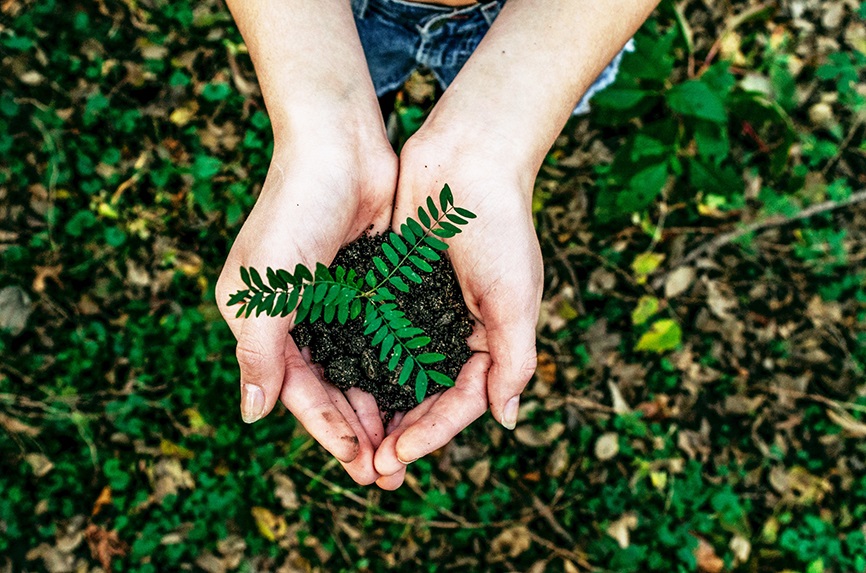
[216,0,658,489]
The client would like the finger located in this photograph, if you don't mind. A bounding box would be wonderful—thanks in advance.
[345,387,386,449]
[373,394,442,477]
[375,467,407,491]
[484,309,538,430]
[325,386,380,485]
[279,336,361,464]
[234,314,293,424]
[375,353,491,476]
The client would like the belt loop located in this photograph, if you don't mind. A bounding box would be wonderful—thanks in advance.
[351,0,369,19]
[480,0,503,25]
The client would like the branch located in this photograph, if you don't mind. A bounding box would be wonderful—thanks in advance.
[679,187,866,266]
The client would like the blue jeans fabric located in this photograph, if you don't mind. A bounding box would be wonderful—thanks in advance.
[350,0,633,115]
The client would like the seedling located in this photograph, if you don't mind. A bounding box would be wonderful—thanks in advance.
[226,185,476,403]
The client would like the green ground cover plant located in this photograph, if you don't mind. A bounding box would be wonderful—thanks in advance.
[2,0,866,571]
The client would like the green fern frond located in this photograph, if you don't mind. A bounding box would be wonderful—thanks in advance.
[226,184,470,403]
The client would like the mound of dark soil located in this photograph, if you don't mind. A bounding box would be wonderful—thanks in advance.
[292,233,473,414]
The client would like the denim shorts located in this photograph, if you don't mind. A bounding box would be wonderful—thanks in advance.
[350,0,634,115]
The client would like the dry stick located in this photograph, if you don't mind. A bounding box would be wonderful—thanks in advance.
[527,532,594,571]
[679,188,866,267]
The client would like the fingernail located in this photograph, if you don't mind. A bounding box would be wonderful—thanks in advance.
[397,455,418,465]
[241,384,265,424]
[502,396,520,430]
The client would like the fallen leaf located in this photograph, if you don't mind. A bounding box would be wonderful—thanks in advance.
[695,536,724,573]
[730,534,751,564]
[488,526,532,561]
[273,474,300,511]
[827,409,866,437]
[0,285,33,335]
[632,295,660,325]
[85,524,128,573]
[665,266,696,298]
[636,319,682,353]
[468,459,491,487]
[32,265,62,293]
[0,412,40,437]
[595,432,620,461]
[514,422,565,447]
[632,252,665,284]
[91,486,112,516]
[251,507,288,542]
[607,512,638,548]
[25,453,54,477]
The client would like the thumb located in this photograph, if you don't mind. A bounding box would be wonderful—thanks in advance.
[484,308,539,431]
[235,315,290,424]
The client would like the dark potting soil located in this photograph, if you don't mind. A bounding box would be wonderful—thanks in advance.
[292,233,474,414]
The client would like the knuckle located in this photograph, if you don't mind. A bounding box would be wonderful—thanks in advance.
[236,341,275,375]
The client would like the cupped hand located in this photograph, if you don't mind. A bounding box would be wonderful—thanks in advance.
[373,137,543,489]
[216,134,398,485]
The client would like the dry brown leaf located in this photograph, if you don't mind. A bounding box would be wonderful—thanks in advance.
[514,422,565,448]
[0,285,33,335]
[0,412,40,437]
[32,265,62,293]
[695,537,724,573]
[595,432,620,461]
[607,513,638,549]
[273,474,300,511]
[488,526,532,561]
[467,459,491,487]
[826,408,866,437]
[91,486,112,517]
[25,453,54,477]
[665,266,696,299]
[85,524,128,573]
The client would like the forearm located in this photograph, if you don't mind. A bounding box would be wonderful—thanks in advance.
[418,0,658,175]
[225,0,384,144]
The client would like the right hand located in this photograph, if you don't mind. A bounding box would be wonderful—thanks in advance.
[216,129,397,485]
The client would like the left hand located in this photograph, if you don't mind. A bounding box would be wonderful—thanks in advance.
[372,133,543,490]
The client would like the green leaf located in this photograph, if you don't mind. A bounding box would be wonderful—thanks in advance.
[424,236,448,251]
[257,293,274,316]
[445,213,467,225]
[293,264,313,283]
[416,245,441,261]
[426,196,439,219]
[249,267,271,292]
[418,206,431,228]
[631,295,660,326]
[389,232,408,255]
[313,283,328,303]
[405,336,431,349]
[227,289,249,306]
[365,269,376,287]
[438,221,460,234]
[350,298,362,319]
[235,304,246,318]
[388,345,402,370]
[371,326,388,346]
[389,316,411,330]
[379,334,395,362]
[440,184,453,211]
[274,291,288,315]
[409,255,433,272]
[635,319,682,353]
[415,370,429,403]
[284,287,300,316]
[433,227,456,239]
[324,284,341,305]
[382,243,399,266]
[454,207,476,219]
[299,285,314,309]
[373,256,389,278]
[400,222,416,243]
[364,315,382,335]
[396,327,424,338]
[428,371,455,387]
[277,269,295,286]
[399,266,422,284]
[667,80,727,122]
[294,303,309,323]
[407,217,425,238]
[337,301,349,324]
[323,303,336,324]
[240,267,251,288]
[389,276,409,292]
[398,358,414,386]
[267,267,285,290]
[416,352,445,364]
[309,302,322,323]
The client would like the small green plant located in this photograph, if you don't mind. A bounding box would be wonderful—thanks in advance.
[226,184,476,403]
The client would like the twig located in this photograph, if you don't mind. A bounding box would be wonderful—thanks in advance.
[679,188,866,266]
[527,532,594,571]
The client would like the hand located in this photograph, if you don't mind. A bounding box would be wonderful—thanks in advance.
[372,135,543,489]
[216,131,398,485]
